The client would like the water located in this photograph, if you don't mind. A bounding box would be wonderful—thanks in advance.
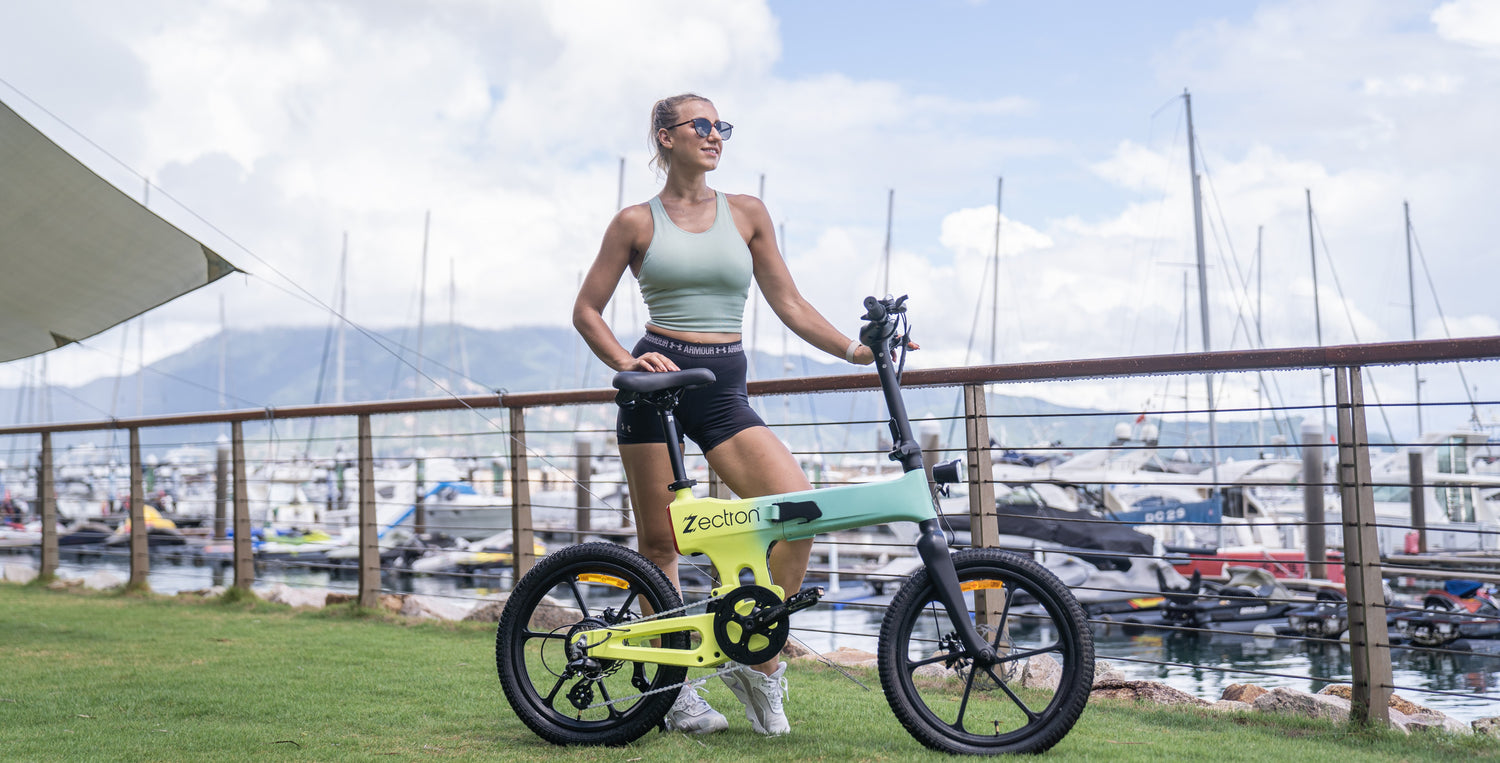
[9,548,1499,724]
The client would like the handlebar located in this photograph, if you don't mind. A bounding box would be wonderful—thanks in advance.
[859,294,908,350]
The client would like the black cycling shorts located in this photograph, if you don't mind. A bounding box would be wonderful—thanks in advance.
[616,332,767,452]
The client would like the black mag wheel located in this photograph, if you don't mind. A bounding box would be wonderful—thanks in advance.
[496,542,690,746]
[878,548,1094,755]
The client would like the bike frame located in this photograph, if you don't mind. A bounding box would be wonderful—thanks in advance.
[579,304,1000,669]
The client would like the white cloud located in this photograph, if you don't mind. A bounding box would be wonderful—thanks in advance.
[1432,0,1500,49]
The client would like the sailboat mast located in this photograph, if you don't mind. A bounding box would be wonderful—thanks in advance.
[415,211,431,393]
[1255,225,1264,454]
[881,189,894,296]
[991,177,1002,365]
[1306,189,1328,433]
[1184,90,1219,485]
[335,234,347,405]
[1406,200,1422,434]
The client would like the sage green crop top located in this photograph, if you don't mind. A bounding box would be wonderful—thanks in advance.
[637,191,754,334]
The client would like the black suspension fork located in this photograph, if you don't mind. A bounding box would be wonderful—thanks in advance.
[871,336,1000,665]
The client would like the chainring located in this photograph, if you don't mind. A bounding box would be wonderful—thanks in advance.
[711,584,789,665]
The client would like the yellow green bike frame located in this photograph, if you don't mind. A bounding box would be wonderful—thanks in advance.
[576,469,936,668]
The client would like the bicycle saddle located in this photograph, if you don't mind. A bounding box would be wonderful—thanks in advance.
[612,368,716,395]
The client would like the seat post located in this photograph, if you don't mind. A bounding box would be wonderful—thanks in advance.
[656,406,696,492]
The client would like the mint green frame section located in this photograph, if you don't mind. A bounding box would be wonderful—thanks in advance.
[579,470,935,668]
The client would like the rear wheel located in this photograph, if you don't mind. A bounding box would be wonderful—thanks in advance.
[878,548,1093,755]
[496,543,689,746]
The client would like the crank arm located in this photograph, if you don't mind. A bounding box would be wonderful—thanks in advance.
[752,586,824,628]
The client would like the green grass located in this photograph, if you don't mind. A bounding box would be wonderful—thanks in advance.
[1,583,1495,762]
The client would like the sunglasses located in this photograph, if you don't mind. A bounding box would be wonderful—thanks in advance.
[668,117,733,140]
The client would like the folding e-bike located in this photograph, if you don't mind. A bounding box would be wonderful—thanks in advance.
[496,296,1093,755]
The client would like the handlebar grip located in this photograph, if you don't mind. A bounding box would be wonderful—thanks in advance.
[862,296,886,322]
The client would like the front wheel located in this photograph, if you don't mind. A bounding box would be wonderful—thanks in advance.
[878,548,1094,755]
[496,543,689,746]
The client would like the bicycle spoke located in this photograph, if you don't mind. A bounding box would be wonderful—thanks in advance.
[617,587,642,618]
[566,577,590,617]
[987,666,1041,722]
[596,682,624,719]
[993,642,1063,665]
[908,651,958,670]
[952,662,980,732]
[542,673,570,706]
[990,587,1014,650]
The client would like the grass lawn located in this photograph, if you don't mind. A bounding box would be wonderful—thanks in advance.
[2,582,1495,762]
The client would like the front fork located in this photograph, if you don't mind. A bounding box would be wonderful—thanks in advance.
[915,518,1000,666]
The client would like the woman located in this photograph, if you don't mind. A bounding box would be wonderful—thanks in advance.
[573,93,877,736]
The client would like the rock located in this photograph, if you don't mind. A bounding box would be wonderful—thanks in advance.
[463,598,508,623]
[1406,712,1472,736]
[1090,679,1210,707]
[176,586,226,598]
[326,592,357,606]
[1211,700,1254,712]
[379,594,405,613]
[822,647,879,669]
[1472,716,1500,738]
[1092,659,1125,685]
[81,571,126,591]
[1022,654,1062,691]
[260,583,328,609]
[1251,687,1350,723]
[1387,709,1413,735]
[3,562,38,584]
[780,639,813,659]
[398,594,475,621]
[1221,683,1268,704]
[1317,685,1436,717]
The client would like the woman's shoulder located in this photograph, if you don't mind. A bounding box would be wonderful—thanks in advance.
[724,192,770,221]
[612,200,655,229]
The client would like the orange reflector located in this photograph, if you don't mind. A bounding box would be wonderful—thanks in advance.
[960,580,1005,592]
[1128,596,1164,609]
[578,573,630,589]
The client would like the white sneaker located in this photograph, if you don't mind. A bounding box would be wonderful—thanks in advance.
[664,683,728,734]
[721,662,789,736]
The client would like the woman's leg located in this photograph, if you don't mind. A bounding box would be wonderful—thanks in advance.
[704,425,815,675]
[618,442,683,590]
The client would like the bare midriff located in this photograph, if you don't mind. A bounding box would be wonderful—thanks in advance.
[645,324,741,345]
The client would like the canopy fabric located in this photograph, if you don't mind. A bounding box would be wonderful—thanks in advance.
[0,98,237,363]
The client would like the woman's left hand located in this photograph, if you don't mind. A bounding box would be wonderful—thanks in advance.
[852,341,918,365]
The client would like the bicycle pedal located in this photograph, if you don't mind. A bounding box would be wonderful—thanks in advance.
[784,586,824,614]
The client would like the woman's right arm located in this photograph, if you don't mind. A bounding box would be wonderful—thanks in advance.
[573,206,679,373]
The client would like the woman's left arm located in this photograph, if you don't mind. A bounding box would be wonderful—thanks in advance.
[733,195,876,365]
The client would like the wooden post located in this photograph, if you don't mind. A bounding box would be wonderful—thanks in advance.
[413,449,426,536]
[509,408,537,577]
[707,467,731,500]
[575,438,593,534]
[1301,421,1327,580]
[1335,366,1393,727]
[232,421,253,591]
[963,384,1001,634]
[964,384,999,550]
[358,414,379,608]
[1408,450,1427,554]
[214,435,229,540]
[38,433,57,580]
[129,428,148,589]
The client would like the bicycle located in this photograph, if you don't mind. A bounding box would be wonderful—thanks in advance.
[496,296,1094,755]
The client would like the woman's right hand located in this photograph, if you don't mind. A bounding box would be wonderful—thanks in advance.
[623,352,679,373]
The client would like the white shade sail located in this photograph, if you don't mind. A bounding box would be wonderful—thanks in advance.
[0,98,237,363]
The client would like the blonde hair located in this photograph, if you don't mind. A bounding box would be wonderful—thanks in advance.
[648,93,711,174]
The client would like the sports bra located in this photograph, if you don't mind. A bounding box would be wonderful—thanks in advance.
[637,191,753,334]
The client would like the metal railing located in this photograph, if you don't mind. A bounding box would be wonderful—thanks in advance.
[5,334,1500,727]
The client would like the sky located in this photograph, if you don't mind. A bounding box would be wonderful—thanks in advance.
[1,0,1498,435]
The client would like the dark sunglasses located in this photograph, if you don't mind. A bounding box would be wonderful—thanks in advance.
[668,117,733,140]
